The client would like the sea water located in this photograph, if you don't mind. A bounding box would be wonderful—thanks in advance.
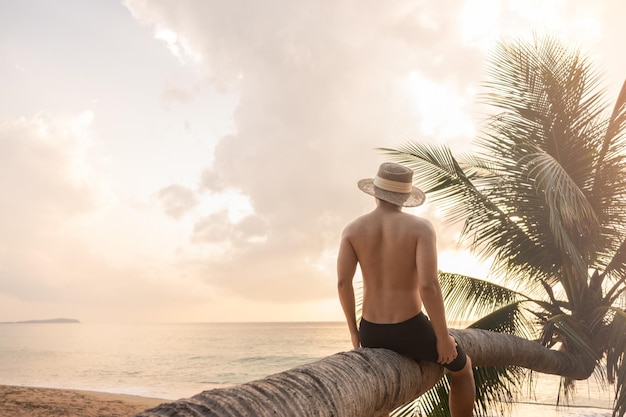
[0,322,615,416]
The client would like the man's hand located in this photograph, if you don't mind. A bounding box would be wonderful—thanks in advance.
[350,331,360,349]
[436,334,458,365]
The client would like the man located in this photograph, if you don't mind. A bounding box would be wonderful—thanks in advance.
[337,162,475,417]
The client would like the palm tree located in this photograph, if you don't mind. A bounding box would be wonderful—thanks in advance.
[382,35,626,417]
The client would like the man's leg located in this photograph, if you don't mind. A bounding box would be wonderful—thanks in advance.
[448,355,475,417]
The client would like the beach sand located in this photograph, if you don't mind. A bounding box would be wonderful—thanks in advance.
[0,385,166,417]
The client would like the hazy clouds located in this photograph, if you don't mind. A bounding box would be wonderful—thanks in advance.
[124,0,489,302]
[1,0,623,322]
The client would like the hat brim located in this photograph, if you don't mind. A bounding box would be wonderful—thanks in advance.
[358,178,425,207]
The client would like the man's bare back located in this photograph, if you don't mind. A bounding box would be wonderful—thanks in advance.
[339,200,432,324]
[337,198,457,364]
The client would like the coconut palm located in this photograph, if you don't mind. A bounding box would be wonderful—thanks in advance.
[382,35,626,417]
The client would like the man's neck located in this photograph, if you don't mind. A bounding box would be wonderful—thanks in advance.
[376,199,403,212]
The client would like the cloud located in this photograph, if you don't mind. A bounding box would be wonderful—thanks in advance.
[157,184,198,219]
[2,0,619,323]
[0,113,226,322]
[0,114,98,298]
[0,115,96,227]
[123,0,623,305]
[191,211,268,244]
[123,0,487,303]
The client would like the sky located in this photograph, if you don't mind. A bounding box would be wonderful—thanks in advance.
[1,0,624,323]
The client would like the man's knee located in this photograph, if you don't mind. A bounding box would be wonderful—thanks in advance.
[450,354,472,377]
[462,354,472,369]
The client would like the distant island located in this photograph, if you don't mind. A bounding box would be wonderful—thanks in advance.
[0,318,80,324]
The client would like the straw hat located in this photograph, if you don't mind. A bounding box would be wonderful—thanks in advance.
[358,162,425,207]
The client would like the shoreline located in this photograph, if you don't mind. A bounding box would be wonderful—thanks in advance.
[0,385,167,417]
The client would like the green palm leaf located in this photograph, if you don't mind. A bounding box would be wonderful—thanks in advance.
[438,272,528,324]
[471,365,527,417]
[468,303,535,340]
[522,150,599,273]
[605,239,626,304]
[605,308,626,417]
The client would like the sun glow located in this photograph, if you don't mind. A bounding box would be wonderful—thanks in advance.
[459,0,605,51]
[399,72,476,142]
[154,27,202,65]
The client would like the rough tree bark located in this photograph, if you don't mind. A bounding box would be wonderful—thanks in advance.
[135,328,594,417]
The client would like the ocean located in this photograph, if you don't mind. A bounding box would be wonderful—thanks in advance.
[0,322,615,416]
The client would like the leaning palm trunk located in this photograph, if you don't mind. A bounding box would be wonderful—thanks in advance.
[136,329,593,417]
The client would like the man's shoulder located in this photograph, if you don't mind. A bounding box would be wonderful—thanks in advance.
[400,214,435,237]
[342,213,370,235]
[403,213,434,229]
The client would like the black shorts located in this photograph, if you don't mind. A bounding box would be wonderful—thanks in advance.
[359,312,467,372]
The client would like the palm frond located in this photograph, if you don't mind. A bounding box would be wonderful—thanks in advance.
[483,35,609,156]
[381,144,560,285]
[547,314,599,363]
[472,365,527,417]
[522,150,600,271]
[468,302,537,340]
[391,396,422,417]
[604,238,626,303]
[379,144,488,226]
[354,278,363,322]
[539,313,602,406]
[439,272,529,323]
[477,36,626,278]
[605,308,626,417]
[393,377,450,417]
[594,79,626,189]
[392,357,527,417]
[481,39,613,257]
[591,78,626,238]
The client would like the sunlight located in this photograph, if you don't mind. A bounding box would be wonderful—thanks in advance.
[208,189,255,224]
[439,249,491,279]
[459,0,604,51]
[154,27,202,65]
[399,71,476,142]
[459,0,502,50]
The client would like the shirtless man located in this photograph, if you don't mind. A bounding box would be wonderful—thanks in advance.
[337,162,475,417]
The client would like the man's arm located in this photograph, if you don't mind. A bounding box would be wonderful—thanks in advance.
[416,219,458,364]
[337,228,360,349]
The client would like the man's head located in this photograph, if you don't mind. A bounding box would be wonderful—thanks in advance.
[358,162,425,207]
